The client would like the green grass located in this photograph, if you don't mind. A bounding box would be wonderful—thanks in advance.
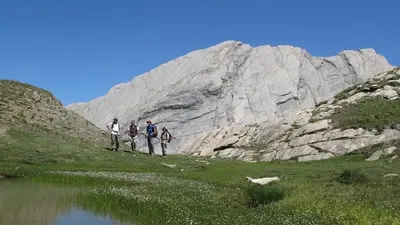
[333,86,358,104]
[245,183,286,207]
[1,126,400,225]
[329,97,400,132]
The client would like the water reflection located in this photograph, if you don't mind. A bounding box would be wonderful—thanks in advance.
[52,208,125,225]
[0,180,131,225]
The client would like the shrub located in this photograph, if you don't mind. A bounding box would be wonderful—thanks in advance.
[245,184,286,207]
[337,169,368,184]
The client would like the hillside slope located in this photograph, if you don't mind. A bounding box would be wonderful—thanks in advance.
[0,80,109,164]
[67,40,394,155]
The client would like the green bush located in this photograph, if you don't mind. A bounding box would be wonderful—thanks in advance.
[337,169,368,184]
[245,184,286,207]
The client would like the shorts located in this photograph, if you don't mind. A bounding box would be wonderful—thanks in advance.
[128,136,138,143]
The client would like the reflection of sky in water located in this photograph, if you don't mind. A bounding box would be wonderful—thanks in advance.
[52,208,125,225]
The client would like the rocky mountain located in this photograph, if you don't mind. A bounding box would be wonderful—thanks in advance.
[66,40,394,156]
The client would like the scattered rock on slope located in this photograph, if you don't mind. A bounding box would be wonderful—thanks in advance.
[365,147,397,161]
[184,68,400,162]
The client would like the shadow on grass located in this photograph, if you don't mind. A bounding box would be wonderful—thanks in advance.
[103,147,114,152]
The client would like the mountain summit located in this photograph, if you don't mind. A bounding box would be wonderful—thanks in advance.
[67,41,394,154]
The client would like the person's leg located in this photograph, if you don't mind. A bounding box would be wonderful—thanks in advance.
[147,137,152,155]
[132,137,136,152]
[128,136,134,152]
[161,141,165,156]
[115,135,119,151]
[149,137,155,155]
[110,134,114,150]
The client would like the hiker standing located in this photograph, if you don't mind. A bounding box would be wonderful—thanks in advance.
[126,120,139,153]
[160,127,172,156]
[106,117,121,152]
[145,120,157,155]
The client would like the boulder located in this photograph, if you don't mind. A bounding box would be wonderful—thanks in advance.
[289,119,331,139]
[366,146,397,161]
[370,88,398,99]
[298,153,334,162]
[246,176,280,185]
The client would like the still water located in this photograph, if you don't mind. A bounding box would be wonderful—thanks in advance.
[0,180,131,225]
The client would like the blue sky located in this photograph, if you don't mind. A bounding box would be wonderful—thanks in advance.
[1,0,399,105]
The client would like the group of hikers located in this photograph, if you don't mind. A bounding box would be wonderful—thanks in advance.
[106,117,172,156]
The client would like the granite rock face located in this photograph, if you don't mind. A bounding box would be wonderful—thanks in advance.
[186,68,400,162]
[67,41,394,155]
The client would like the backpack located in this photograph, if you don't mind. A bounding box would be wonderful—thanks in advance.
[129,124,138,137]
[152,125,158,137]
[167,132,172,142]
[161,131,172,142]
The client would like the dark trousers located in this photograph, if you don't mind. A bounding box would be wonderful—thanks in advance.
[110,134,119,151]
[147,136,155,155]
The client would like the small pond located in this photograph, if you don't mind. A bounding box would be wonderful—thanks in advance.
[0,180,132,225]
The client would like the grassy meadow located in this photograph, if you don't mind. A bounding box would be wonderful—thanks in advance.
[1,126,400,225]
[1,77,400,224]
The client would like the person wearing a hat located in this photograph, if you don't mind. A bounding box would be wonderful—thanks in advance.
[106,117,121,151]
[145,120,158,155]
[160,127,172,156]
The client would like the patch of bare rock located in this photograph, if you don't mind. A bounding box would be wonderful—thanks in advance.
[189,117,400,163]
[365,147,397,161]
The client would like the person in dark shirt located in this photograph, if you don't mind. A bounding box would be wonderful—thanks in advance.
[125,120,139,153]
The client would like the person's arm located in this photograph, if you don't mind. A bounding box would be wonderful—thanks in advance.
[106,123,111,130]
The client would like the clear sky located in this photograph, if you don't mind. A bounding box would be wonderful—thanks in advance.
[1,0,399,105]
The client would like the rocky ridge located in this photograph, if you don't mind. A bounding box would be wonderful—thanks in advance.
[66,40,394,155]
[186,68,400,162]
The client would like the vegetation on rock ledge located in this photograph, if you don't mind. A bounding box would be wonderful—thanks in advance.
[329,97,400,132]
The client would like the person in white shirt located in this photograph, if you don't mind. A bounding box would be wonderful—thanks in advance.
[106,117,121,151]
